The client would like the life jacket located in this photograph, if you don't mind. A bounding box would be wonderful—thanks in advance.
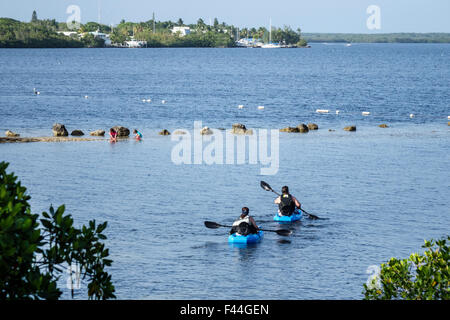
[231,216,256,235]
[279,193,295,216]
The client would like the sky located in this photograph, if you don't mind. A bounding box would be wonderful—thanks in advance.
[1,0,449,33]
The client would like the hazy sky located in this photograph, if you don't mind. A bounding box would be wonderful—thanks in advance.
[1,0,449,33]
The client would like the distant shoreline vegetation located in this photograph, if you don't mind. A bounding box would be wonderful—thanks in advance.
[0,11,307,48]
[1,11,450,49]
[303,32,450,43]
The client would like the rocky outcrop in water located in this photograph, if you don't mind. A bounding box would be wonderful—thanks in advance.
[343,126,357,131]
[280,127,300,133]
[90,130,105,136]
[231,123,253,135]
[5,130,19,137]
[159,129,170,135]
[297,124,309,133]
[52,123,68,136]
[112,126,130,137]
[307,123,319,130]
[200,127,213,135]
[71,130,84,136]
[379,124,389,128]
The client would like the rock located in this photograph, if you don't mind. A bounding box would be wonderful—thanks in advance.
[159,129,171,135]
[5,130,19,137]
[343,126,357,132]
[173,130,187,135]
[297,123,309,133]
[307,123,319,130]
[217,128,226,131]
[379,124,389,128]
[90,130,105,136]
[111,126,130,137]
[448,122,450,126]
[231,123,253,135]
[200,127,213,135]
[280,127,300,133]
[52,123,68,136]
[328,129,335,132]
[71,130,84,136]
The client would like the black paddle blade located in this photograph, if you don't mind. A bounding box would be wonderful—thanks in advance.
[204,221,221,229]
[275,229,292,237]
[260,181,273,192]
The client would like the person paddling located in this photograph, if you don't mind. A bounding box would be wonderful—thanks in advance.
[230,207,259,236]
[109,128,118,142]
[133,129,143,140]
[274,186,301,216]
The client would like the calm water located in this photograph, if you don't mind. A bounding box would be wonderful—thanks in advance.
[0,44,449,299]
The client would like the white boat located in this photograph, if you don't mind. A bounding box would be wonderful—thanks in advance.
[261,43,281,48]
[346,43,352,47]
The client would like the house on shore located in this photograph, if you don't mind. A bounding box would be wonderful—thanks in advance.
[171,26,191,36]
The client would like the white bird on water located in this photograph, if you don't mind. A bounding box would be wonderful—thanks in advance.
[410,113,415,118]
[161,100,166,104]
[258,106,265,110]
[33,88,40,95]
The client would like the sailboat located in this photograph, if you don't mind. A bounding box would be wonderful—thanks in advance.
[261,18,281,48]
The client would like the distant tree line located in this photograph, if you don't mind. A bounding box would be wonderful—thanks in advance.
[303,32,450,43]
[3,10,449,48]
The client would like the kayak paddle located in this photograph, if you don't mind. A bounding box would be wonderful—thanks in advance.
[204,221,292,237]
[260,181,320,220]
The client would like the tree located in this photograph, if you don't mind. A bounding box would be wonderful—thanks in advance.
[177,18,183,26]
[364,237,449,300]
[0,161,115,300]
[31,10,38,23]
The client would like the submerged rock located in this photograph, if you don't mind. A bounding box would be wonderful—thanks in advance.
[343,126,357,132]
[71,130,84,136]
[159,129,171,135]
[52,123,68,136]
[5,130,20,137]
[90,130,105,136]
[112,126,130,137]
[379,124,389,128]
[280,127,299,133]
[307,123,319,130]
[231,123,253,135]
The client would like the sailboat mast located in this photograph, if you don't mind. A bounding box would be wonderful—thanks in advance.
[269,17,272,43]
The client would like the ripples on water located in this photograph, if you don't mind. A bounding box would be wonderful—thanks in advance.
[0,44,449,299]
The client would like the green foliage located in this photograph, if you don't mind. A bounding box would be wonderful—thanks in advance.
[81,33,105,48]
[364,237,449,300]
[0,162,115,300]
[303,33,450,43]
[0,18,83,48]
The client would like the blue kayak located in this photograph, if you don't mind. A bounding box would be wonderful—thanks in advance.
[228,230,264,244]
[273,209,303,223]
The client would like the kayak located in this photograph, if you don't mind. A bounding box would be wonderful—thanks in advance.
[273,209,302,223]
[228,230,264,244]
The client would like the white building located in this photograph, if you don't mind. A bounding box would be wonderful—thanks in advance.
[87,31,112,46]
[58,31,79,38]
[171,26,191,36]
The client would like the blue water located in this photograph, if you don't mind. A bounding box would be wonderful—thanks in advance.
[0,44,449,299]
